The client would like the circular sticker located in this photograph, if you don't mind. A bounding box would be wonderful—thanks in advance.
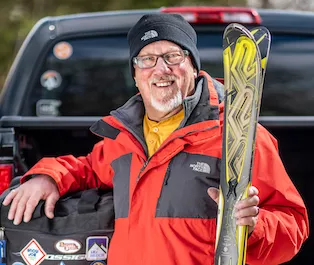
[40,70,62,91]
[53,41,73,60]
[12,263,25,265]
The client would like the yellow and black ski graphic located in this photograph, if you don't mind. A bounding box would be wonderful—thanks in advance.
[215,23,271,265]
[250,26,271,114]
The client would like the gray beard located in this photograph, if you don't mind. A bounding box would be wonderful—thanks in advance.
[150,89,182,113]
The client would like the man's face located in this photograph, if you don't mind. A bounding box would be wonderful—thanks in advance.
[133,40,197,116]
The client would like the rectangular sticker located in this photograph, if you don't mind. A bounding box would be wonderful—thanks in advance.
[86,236,109,261]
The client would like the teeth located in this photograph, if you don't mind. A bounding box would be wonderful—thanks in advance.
[155,82,172,87]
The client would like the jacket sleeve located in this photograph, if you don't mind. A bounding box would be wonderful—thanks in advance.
[21,140,113,196]
[246,125,309,265]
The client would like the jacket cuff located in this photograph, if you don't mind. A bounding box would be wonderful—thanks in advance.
[248,211,264,246]
[22,169,67,196]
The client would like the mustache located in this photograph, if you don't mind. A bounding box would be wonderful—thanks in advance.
[150,75,176,83]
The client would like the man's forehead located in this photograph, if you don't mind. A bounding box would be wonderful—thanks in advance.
[138,40,181,55]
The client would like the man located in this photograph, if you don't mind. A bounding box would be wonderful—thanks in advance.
[3,13,309,265]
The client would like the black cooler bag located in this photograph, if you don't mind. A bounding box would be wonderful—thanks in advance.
[0,187,114,265]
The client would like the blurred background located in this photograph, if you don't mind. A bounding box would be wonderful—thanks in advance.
[0,0,313,91]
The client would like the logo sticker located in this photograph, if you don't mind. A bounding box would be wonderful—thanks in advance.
[55,239,82,254]
[141,30,158,41]
[91,261,106,265]
[53,41,73,60]
[36,99,61,116]
[86,236,109,261]
[12,262,25,265]
[40,70,62,91]
[190,162,211,174]
[45,254,85,260]
[20,239,46,265]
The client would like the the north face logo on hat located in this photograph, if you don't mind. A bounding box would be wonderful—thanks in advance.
[141,30,158,41]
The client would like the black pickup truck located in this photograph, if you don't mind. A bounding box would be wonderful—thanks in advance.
[0,6,313,264]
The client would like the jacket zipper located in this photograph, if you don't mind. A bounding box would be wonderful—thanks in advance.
[155,160,174,214]
[136,160,149,183]
[163,160,173,186]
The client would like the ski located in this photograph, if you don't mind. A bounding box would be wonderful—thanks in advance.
[215,23,271,265]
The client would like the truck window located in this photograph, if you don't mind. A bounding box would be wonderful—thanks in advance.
[259,34,314,116]
[198,32,314,116]
[24,35,136,117]
[24,31,314,117]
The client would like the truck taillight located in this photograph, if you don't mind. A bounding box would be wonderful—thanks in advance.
[161,7,261,25]
[0,164,13,193]
[216,78,224,84]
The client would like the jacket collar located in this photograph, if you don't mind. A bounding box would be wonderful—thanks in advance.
[90,71,223,142]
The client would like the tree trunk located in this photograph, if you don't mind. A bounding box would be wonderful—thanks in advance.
[261,0,271,8]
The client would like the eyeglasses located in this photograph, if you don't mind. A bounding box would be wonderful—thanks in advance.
[133,50,189,69]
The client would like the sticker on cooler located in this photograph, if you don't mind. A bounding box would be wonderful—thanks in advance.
[20,239,46,265]
[86,236,109,261]
[54,239,82,254]
[53,41,73,60]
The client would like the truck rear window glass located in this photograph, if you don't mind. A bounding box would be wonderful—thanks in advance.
[26,35,135,117]
[25,32,314,117]
[198,32,314,116]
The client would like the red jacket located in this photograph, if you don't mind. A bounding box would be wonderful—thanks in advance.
[24,71,309,265]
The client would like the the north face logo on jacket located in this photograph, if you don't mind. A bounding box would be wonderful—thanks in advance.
[189,162,211,174]
[141,30,158,41]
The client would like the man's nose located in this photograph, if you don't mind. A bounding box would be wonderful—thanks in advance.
[154,57,171,73]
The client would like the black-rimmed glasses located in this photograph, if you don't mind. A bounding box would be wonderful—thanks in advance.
[133,50,189,69]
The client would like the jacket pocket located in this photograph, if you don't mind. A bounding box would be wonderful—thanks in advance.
[156,152,220,218]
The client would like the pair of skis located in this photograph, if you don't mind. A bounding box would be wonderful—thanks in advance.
[215,24,271,265]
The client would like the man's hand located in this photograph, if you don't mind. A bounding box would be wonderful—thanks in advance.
[207,186,260,234]
[2,175,60,225]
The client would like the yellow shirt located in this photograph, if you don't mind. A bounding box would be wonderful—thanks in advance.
[143,109,184,157]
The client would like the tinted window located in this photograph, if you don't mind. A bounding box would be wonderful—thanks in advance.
[259,34,314,116]
[25,35,135,117]
[24,31,314,116]
[197,32,314,116]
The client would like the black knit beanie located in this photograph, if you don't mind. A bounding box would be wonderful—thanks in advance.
[127,13,200,77]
